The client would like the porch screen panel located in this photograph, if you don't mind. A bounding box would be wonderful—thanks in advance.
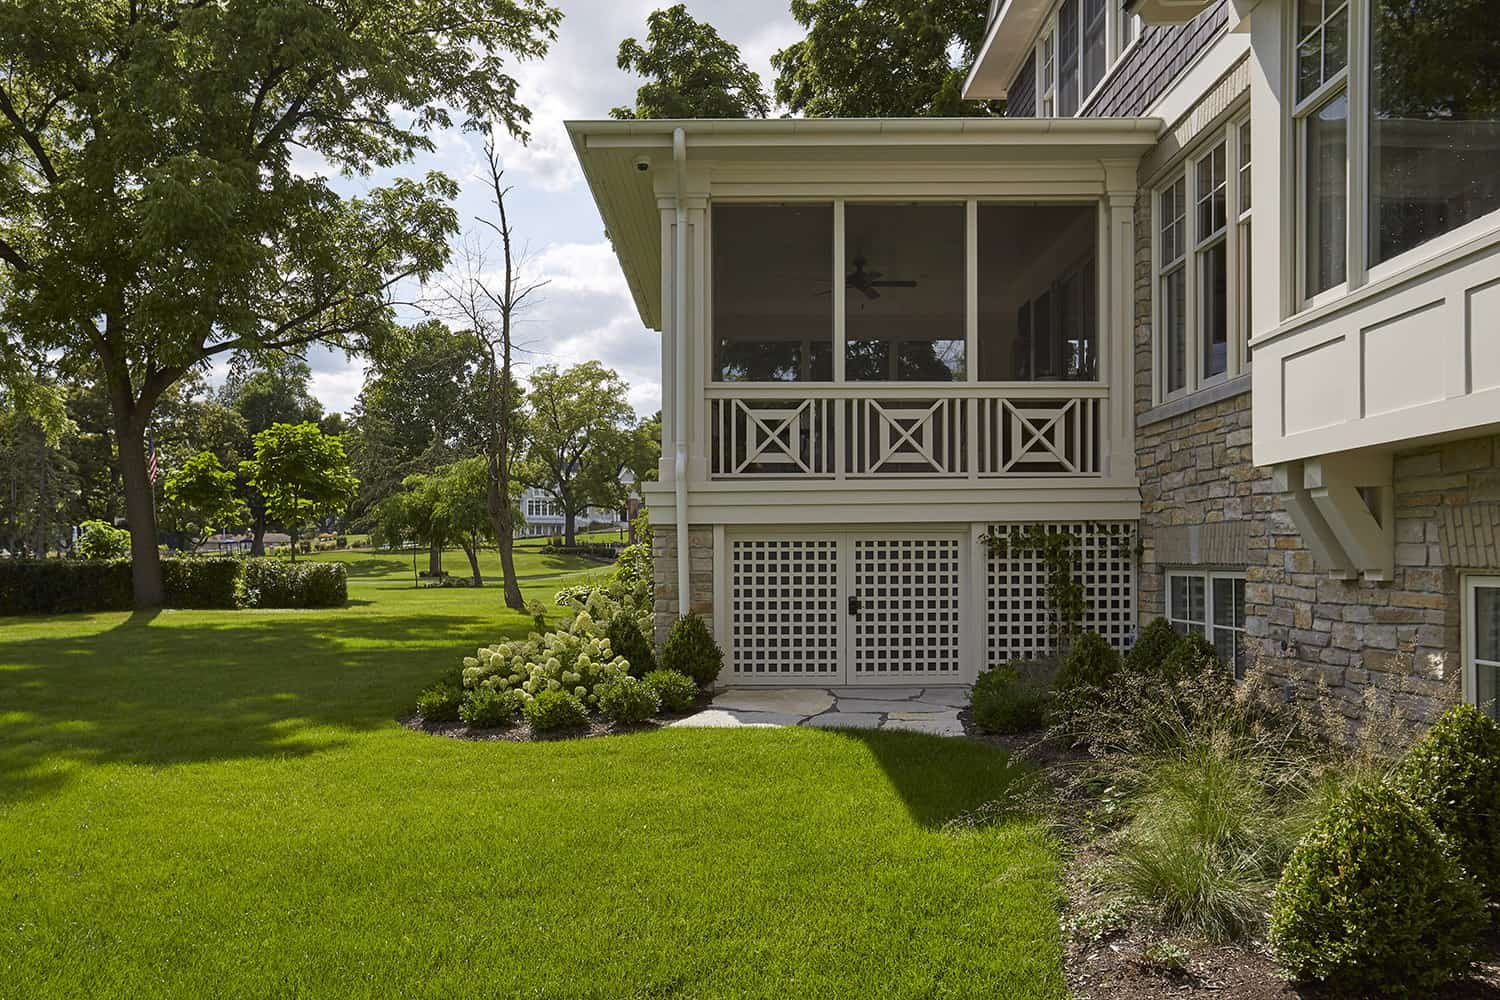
[730,539,841,677]
[986,521,1135,665]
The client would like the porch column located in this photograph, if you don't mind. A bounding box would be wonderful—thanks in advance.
[1102,159,1139,482]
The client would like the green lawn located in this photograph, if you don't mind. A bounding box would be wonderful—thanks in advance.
[0,548,1064,999]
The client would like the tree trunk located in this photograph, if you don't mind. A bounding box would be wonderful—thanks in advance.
[250,516,266,557]
[463,541,483,587]
[487,451,525,611]
[564,509,576,547]
[428,539,443,577]
[117,423,164,608]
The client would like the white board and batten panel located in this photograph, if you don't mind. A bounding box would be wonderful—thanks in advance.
[1254,238,1500,467]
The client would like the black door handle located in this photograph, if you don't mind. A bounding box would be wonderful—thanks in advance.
[848,595,862,616]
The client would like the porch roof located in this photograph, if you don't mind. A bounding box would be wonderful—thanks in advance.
[566,117,1161,331]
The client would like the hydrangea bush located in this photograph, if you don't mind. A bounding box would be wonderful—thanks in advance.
[461,602,631,713]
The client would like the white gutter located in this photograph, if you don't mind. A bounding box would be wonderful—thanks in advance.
[672,127,690,618]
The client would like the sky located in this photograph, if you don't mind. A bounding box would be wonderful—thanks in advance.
[237,1,805,419]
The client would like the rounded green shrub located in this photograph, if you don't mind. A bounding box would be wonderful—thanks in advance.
[415,683,463,722]
[1394,703,1500,900]
[1056,631,1122,692]
[598,675,661,724]
[1125,617,1184,677]
[459,687,521,728]
[607,614,657,678]
[1269,782,1486,997]
[523,688,589,731]
[1160,631,1222,682]
[661,614,723,687]
[76,520,130,560]
[644,669,699,712]
[971,662,1048,734]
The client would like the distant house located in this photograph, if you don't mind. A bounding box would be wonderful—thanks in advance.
[198,532,290,554]
[569,0,1500,728]
[518,473,639,538]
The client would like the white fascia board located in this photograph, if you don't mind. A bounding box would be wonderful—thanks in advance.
[1144,31,1251,133]
[962,0,1055,100]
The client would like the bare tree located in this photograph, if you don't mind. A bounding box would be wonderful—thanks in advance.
[432,132,546,612]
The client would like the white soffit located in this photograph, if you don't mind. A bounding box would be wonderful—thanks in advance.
[567,118,1161,332]
[961,0,1056,101]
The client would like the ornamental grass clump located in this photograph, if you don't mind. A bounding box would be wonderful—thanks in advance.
[1270,782,1486,997]
[1392,702,1500,900]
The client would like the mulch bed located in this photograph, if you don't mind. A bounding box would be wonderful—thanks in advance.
[400,704,705,743]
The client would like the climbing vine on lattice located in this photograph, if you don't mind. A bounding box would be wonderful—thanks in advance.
[983,522,1136,656]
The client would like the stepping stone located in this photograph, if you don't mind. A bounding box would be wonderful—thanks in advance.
[805,712,882,730]
[712,688,834,716]
[670,709,805,728]
[887,710,962,722]
[916,688,971,707]
[834,698,948,715]
[881,716,965,737]
[827,687,924,700]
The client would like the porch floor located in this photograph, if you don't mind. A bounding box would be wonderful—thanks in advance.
[670,686,969,737]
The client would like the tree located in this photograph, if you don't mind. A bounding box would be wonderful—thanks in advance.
[383,458,496,586]
[610,5,770,119]
[772,0,1003,118]
[243,423,358,561]
[221,358,324,555]
[522,362,632,546]
[431,137,540,611]
[0,0,561,608]
[163,452,243,553]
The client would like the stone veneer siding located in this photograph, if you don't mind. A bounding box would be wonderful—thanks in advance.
[652,525,713,648]
[1131,67,1500,729]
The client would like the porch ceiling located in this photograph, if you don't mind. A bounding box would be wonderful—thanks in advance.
[566,117,1161,332]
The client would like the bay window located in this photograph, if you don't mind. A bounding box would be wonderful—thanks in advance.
[1153,117,1251,401]
[1293,0,1500,305]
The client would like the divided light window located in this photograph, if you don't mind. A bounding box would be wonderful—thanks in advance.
[1167,570,1247,678]
[1153,118,1252,401]
[1469,577,1500,721]
[1294,0,1500,304]
[1027,0,1139,117]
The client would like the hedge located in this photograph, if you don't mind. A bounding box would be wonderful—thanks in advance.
[0,556,346,614]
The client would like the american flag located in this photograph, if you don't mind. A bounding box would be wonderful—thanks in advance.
[147,429,159,485]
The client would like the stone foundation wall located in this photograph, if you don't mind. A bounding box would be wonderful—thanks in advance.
[652,524,714,648]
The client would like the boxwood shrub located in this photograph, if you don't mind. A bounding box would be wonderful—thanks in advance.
[240,559,347,609]
[523,688,589,731]
[1055,631,1121,692]
[415,683,463,722]
[598,675,660,724]
[661,614,723,687]
[1269,782,1486,997]
[1393,703,1500,900]
[971,662,1049,734]
[643,670,699,712]
[607,614,657,678]
[1125,617,1184,678]
[459,687,521,728]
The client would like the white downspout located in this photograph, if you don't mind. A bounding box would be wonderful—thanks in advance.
[672,128,690,618]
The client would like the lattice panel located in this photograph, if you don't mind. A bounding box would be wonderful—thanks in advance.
[851,537,963,676]
[986,522,1135,665]
[730,539,841,676]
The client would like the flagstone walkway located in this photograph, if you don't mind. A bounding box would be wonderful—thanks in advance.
[670,686,969,737]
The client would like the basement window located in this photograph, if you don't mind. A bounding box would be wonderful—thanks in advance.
[1166,570,1247,677]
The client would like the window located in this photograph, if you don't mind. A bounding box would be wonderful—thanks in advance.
[1039,30,1056,116]
[1167,571,1248,677]
[1031,0,1137,117]
[977,204,1098,380]
[1467,577,1500,721]
[712,204,834,381]
[1081,0,1107,97]
[1057,0,1080,116]
[1292,0,1499,303]
[1118,2,1137,52]
[1153,117,1252,401]
[844,204,966,381]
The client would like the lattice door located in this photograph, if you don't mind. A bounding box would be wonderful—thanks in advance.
[849,536,964,680]
[729,538,843,679]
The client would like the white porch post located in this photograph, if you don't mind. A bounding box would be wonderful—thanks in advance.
[1102,159,1139,482]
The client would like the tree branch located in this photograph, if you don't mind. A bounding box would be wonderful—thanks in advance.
[0,236,32,273]
[0,85,59,185]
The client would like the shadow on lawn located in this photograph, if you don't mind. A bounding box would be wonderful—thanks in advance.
[837,728,1036,829]
[0,607,526,805]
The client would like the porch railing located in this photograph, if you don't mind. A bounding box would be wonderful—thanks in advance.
[707,383,1106,480]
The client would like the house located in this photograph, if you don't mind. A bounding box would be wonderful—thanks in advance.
[567,0,1500,725]
[518,485,630,539]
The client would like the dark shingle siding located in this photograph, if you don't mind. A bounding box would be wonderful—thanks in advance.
[1082,1,1230,118]
[1007,48,1038,117]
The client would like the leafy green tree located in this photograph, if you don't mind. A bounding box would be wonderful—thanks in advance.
[611,5,770,119]
[772,0,1002,118]
[243,423,358,561]
[75,519,130,560]
[382,458,497,585]
[620,411,662,490]
[221,358,325,554]
[521,362,632,545]
[0,0,561,607]
[163,452,243,553]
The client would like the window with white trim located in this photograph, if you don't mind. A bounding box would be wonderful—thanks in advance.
[1467,576,1500,721]
[1293,0,1500,305]
[1039,30,1056,117]
[1167,570,1248,677]
[1026,0,1140,117]
[1153,116,1252,402]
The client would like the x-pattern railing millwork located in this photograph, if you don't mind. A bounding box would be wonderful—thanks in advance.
[1001,398,1079,473]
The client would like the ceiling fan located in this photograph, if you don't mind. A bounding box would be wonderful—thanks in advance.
[840,257,918,299]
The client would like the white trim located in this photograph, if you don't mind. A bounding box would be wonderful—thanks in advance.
[1464,575,1500,718]
[1146,32,1252,129]
[1166,568,1248,675]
